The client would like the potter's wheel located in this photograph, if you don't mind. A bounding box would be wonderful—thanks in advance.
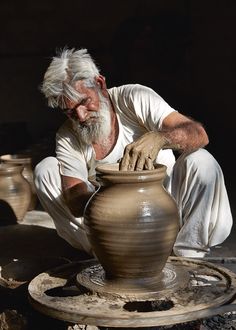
[28,257,236,327]
[76,261,189,299]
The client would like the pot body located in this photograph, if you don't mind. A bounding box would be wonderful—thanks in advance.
[0,164,31,221]
[84,163,179,280]
[0,154,37,210]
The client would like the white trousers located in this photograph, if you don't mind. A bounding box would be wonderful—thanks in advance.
[34,149,233,258]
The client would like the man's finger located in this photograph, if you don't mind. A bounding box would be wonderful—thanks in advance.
[119,149,133,170]
[144,157,154,170]
[135,156,145,171]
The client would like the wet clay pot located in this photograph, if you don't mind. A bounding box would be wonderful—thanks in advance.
[0,154,37,210]
[84,163,180,281]
[0,163,31,222]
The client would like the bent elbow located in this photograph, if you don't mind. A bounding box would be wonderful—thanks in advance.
[205,136,209,146]
[203,131,209,147]
[199,125,209,147]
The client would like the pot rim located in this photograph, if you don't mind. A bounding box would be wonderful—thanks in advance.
[95,163,167,184]
[0,153,32,164]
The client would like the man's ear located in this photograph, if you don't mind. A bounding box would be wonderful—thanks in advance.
[95,75,108,96]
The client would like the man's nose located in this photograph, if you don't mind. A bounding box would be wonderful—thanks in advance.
[74,106,88,122]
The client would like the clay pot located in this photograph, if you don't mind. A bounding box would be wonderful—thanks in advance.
[84,163,179,281]
[0,154,37,210]
[0,163,31,222]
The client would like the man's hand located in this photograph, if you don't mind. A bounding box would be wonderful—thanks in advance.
[119,112,209,172]
[119,131,168,171]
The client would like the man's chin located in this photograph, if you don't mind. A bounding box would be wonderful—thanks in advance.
[73,120,92,130]
[72,123,101,145]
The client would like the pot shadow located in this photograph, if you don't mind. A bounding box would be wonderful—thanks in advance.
[0,223,91,261]
[0,199,18,225]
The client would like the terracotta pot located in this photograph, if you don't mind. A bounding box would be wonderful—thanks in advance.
[0,163,31,222]
[0,154,37,210]
[84,163,179,281]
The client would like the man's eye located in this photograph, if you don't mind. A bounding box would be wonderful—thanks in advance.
[80,97,91,106]
[80,98,88,105]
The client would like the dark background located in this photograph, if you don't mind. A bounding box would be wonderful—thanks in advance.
[0,0,235,207]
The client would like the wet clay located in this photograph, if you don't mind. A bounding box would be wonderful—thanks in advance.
[84,163,179,281]
[76,262,189,300]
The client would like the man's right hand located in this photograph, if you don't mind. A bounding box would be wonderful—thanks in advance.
[119,131,168,171]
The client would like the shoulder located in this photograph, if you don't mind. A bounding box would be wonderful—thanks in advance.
[108,84,156,95]
[108,84,163,103]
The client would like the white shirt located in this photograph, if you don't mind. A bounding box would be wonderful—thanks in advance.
[56,84,177,184]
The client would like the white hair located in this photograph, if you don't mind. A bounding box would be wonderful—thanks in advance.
[40,48,100,109]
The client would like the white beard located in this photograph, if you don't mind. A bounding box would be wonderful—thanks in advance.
[72,92,111,147]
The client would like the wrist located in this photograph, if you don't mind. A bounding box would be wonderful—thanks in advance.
[156,131,171,148]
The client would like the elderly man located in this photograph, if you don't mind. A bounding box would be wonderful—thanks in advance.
[35,48,233,258]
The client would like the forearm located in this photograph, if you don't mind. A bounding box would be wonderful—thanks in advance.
[62,179,95,217]
[161,121,209,153]
[119,113,209,171]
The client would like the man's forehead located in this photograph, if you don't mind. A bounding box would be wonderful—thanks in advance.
[63,81,87,106]
[64,93,86,108]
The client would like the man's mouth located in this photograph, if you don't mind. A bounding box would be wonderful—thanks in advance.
[80,116,99,127]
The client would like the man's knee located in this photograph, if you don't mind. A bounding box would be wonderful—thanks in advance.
[34,156,59,188]
[177,149,222,184]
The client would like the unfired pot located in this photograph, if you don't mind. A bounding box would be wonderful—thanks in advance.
[0,154,37,210]
[0,163,31,222]
[84,163,179,281]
